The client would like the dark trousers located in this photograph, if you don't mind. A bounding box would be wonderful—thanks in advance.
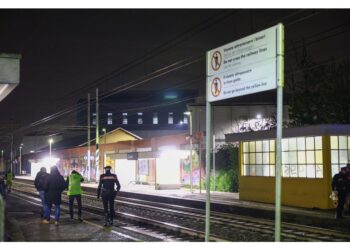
[337,191,347,218]
[69,194,82,219]
[102,192,116,221]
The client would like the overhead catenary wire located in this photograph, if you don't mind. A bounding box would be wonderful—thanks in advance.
[7,10,345,137]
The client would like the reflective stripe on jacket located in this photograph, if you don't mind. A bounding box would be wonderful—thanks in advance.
[67,173,82,196]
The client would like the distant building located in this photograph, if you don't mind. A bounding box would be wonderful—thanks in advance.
[77,89,198,139]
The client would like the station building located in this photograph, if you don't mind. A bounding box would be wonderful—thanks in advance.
[226,124,350,209]
[23,127,198,190]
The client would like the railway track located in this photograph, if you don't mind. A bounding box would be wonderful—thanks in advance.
[12,180,350,242]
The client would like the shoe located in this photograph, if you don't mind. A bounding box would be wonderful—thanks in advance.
[42,219,50,224]
[55,221,59,226]
[78,217,83,222]
[103,222,108,227]
[70,217,74,221]
[109,220,113,226]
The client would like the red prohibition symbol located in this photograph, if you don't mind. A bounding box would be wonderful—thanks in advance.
[211,77,222,97]
[211,50,222,71]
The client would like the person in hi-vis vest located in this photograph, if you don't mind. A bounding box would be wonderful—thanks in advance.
[67,170,84,221]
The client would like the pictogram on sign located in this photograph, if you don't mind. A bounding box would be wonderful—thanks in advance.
[211,51,222,71]
[211,77,221,97]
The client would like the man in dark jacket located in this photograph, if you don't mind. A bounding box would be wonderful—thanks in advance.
[34,167,49,218]
[42,166,67,225]
[97,166,121,226]
[332,166,348,219]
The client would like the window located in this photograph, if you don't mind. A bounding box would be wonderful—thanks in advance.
[153,112,158,125]
[183,116,188,124]
[331,136,350,176]
[92,113,96,125]
[122,113,128,125]
[168,112,173,124]
[242,136,323,179]
[107,112,113,125]
[137,112,143,125]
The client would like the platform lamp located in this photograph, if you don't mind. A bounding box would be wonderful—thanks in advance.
[19,144,23,175]
[184,111,193,193]
[48,138,54,158]
[102,128,106,167]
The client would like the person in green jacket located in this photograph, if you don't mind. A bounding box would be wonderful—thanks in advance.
[6,169,13,194]
[66,170,84,221]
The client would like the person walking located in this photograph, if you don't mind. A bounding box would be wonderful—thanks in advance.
[67,170,84,222]
[34,167,49,218]
[5,169,13,194]
[0,174,6,200]
[332,166,348,219]
[42,166,66,225]
[97,166,121,227]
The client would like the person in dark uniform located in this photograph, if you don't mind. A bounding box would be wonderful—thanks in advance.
[332,166,348,219]
[97,166,121,226]
[345,163,350,213]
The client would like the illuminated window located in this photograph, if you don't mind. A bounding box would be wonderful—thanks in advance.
[153,112,158,125]
[168,112,173,124]
[137,112,143,125]
[242,136,323,179]
[122,113,128,125]
[107,113,113,125]
[183,116,188,124]
[92,113,96,125]
[330,136,350,176]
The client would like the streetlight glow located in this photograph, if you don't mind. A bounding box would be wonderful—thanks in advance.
[183,110,193,193]
[48,138,54,158]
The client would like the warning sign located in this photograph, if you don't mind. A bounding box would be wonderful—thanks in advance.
[207,24,280,102]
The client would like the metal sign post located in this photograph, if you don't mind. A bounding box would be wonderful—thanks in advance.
[274,23,285,242]
[213,135,216,191]
[205,51,212,241]
[206,23,284,242]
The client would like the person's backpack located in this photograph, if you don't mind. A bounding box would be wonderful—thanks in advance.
[36,173,47,190]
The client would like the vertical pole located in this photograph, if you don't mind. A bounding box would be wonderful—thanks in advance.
[10,134,13,172]
[96,88,100,181]
[103,130,107,167]
[275,23,284,242]
[199,140,202,194]
[205,51,212,242]
[87,93,91,181]
[19,146,22,175]
[189,113,193,193]
[1,150,3,171]
[213,135,216,192]
[49,142,52,158]
[0,196,4,241]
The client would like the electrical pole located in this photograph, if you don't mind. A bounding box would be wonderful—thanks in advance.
[87,93,91,182]
[95,88,100,181]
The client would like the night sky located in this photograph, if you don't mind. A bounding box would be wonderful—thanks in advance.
[1,9,350,152]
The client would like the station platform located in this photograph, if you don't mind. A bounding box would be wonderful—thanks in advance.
[13,176,350,232]
[4,194,136,241]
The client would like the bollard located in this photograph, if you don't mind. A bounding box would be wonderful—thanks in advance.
[0,196,4,241]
